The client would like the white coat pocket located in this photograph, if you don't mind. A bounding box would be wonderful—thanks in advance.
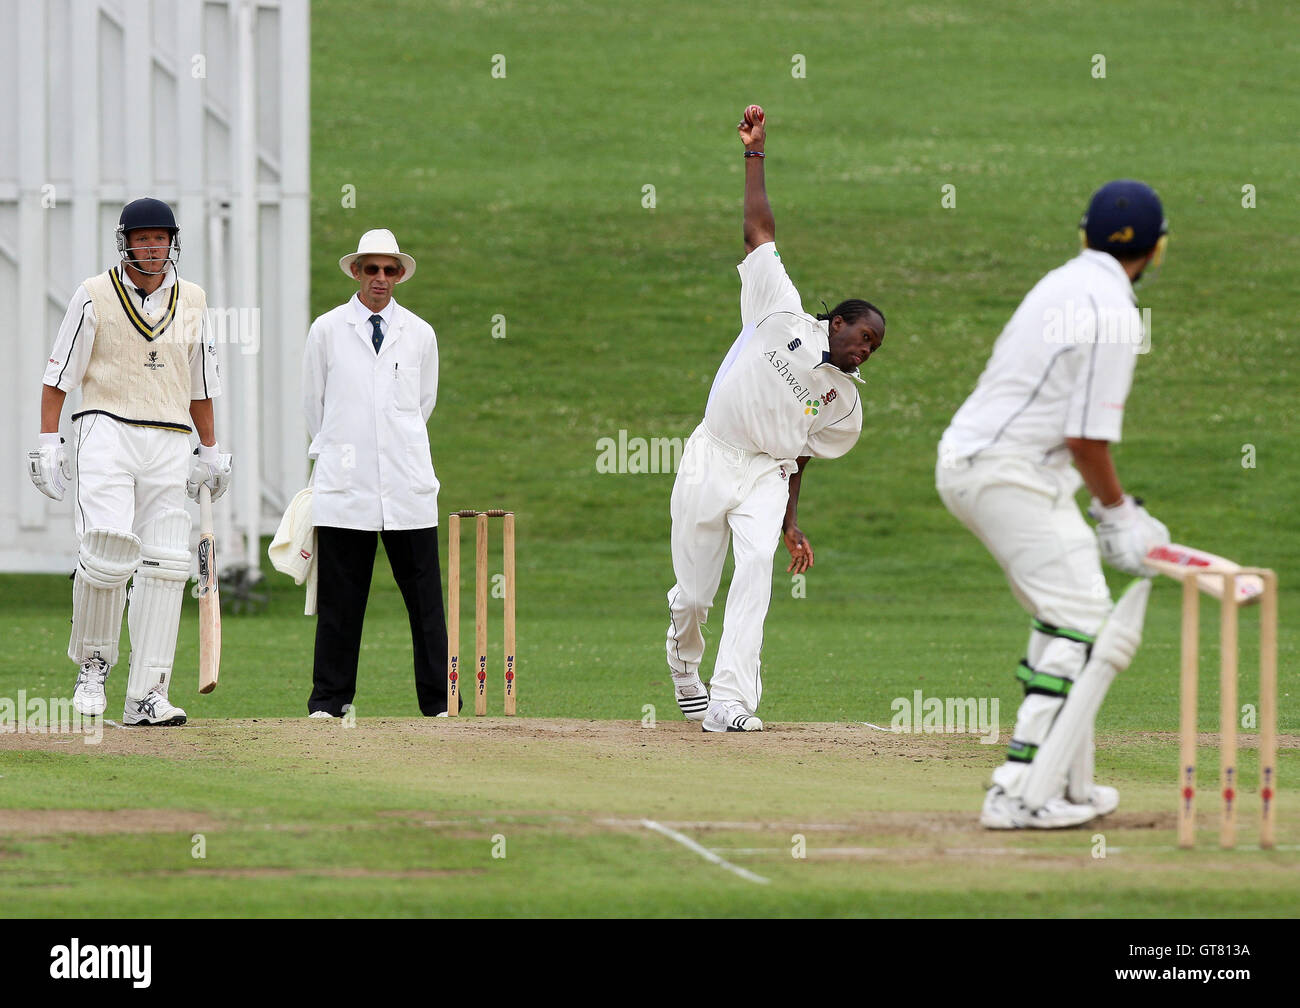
[406,442,438,495]
[393,363,421,413]
[315,442,356,492]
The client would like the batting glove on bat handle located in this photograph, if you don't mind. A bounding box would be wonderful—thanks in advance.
[187,442,234,502]
[27,433,72,501]
[1094,494,1170,576]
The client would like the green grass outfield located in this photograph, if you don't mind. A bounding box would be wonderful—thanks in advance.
[1,0,1297,918]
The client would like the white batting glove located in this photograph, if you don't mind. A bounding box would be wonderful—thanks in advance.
[27,433,72,501]
[1093,494,1170,576]
[187,442,233,502]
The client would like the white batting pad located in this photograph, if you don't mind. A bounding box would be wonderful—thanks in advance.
[1067,724,1096,805]
[1022,579,1151,810]
[126,509,192,701]
[67,528,141,666]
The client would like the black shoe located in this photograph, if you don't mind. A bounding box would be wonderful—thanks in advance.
[428,693,465,717]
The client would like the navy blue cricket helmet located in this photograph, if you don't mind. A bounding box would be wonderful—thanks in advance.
[1080,180,1167,261]
[116,197,181,275]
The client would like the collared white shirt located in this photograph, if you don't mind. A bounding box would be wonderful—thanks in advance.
[703,243,864,461]
[303,293,440,531]
[43,264,220,399]
[941,249,1144,464]
[359,299,394,342]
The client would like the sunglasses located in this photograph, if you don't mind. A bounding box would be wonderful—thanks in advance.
[361,264,402,277]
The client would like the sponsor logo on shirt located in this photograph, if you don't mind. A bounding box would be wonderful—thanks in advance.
[805,399,820,416]
[822,388,838,406]
[762,350,811,404]
[787,338,801,351]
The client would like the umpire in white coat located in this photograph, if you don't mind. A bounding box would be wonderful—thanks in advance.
[302,229,451,717]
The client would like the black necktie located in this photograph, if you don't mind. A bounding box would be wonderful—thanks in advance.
[369,314,384,353]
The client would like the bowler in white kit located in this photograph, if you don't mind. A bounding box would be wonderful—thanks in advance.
[665,105,886,733]
[937,180,1172,827]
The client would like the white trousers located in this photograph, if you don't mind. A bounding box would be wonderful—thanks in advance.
[665,425,792,714]
[936,453,1112,793]
[70,415,191,686]
[74,414,190,538]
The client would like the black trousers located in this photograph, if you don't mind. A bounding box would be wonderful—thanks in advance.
[309,525,449,716]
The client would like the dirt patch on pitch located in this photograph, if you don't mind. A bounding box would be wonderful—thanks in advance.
[1129,730,1300,750]
[0,809,223,836]
[0,717,999,763]
[0,722,218,759]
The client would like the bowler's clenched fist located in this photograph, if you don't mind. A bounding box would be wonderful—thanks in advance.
[739,104,766,150]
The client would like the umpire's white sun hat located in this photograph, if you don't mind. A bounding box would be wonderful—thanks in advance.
[339,228,416,282]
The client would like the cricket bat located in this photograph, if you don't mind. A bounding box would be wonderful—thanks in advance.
[197,484,221,693]
[1144,542,1263,605]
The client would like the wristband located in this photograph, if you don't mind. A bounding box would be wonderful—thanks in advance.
[744,150,764,158]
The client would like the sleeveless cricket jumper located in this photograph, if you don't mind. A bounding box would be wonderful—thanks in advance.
[45,267,216,537]
[78,269,206,431]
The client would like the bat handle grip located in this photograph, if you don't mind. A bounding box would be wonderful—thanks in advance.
[199,483,214,529]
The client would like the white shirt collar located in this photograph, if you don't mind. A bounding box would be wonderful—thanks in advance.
[351,294,396,326]
[1079,248,1138,303]
[117,263,176,299]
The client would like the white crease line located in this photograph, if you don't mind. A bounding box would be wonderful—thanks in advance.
[598,818,856,832]
[713,846,1051,857]
[1104,844,1300,854]
[640,819,770,885]
[714,844,1300,857]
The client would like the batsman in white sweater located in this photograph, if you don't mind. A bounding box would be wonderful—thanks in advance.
[29,198,230,727]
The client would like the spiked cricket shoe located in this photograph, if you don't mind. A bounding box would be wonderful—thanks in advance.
[702,700,763,733]
[72,657,110,717]
[980,785,1096,830]
[1082,784,1120,817]
[123,686,187,727]
[674,676,709,721]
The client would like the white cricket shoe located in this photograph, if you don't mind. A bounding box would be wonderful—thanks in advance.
[72,657,110,717]
[980,785,1097,830]
[701,700,763,733]
[1079,784,1120,817]
[308,710,337,719]
[123,686,187,727]
[673,676,709,722]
